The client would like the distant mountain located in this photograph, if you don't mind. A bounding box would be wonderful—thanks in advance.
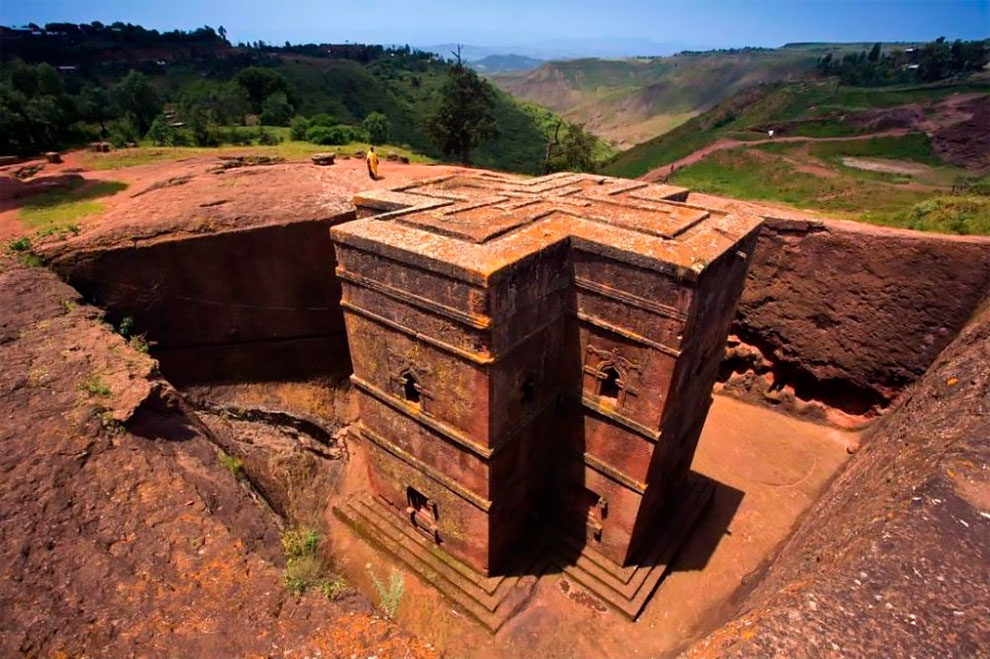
[471,54,544,74]
[491,48,822,147]
[417,38,707,63]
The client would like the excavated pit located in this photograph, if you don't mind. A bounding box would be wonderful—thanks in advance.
[13,159,990,656]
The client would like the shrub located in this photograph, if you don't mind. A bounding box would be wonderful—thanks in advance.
[223,127,254,146]
[145,117,189,147]
[259,91,294,126]
[279,527,346,598]
[118,315,134,337]
[305,124,367,146]
[366,563,404,619]
[79,372,111,398]
[106,118,141,148]
[289,116,310,141]
[363,112,391,145]
[281,528,319,557]
[309,113,337,128]
[188,119,220,147]
[128,334,150,353]
[257,127,282,145]
[7,236,32,252]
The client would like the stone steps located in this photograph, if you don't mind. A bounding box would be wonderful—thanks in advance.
[334,495,545,631]
[550,473,714,619]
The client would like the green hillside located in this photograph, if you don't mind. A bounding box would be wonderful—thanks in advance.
[602,78,989,178]
[492,48,822,146]
[491,39,988,149]
[259,54,586,172]
[599,75,990,235]
[0,25,613,174]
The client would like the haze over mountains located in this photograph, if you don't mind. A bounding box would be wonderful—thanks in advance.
[418,37,707,66]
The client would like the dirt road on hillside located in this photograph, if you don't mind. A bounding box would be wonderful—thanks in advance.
[640,129,910,182]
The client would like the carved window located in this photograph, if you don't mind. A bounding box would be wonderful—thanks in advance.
[585,345,641,409]
[406,486,441,544]
[389,362,433,414]
[402,372,421,404]
[599,366,621,401]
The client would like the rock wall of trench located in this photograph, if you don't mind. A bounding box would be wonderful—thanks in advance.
[688,295,990,657]
[45,211,990,423]
[719,215,990,423]
[48,217,352,385]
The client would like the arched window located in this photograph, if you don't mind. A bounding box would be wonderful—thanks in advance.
[599,366,621,401]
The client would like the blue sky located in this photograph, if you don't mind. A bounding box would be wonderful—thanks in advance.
[1,0,987,50]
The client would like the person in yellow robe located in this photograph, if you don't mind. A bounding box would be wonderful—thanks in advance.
[366,146,380,180]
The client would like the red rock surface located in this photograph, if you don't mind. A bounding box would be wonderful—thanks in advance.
[931,94,990,172]
[0,256,436,658]
[688,298,990,657]
[691,199,990,419]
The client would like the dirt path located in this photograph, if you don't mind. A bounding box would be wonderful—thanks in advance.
[640,129,911,182]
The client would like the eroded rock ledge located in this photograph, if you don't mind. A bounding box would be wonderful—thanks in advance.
[689,297,990,656]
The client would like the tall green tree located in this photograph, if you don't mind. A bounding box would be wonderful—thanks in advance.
[179,80,249,126]
[259,91,294,126]
[77,86,113,136]
[0,60,76,154]
[111,70,162,135]
[544,121,598,173]
[234,66,291,113]
[426,55,497,165]
[363,112,391,145]
[867,42,882,63]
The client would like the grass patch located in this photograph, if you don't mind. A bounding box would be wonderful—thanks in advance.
[18,180,128,232]
[366,563,404,619]
[217,450,244,479]
[7,236,33,252]
[280,527,347,600]
[127,334,150,353]
[669,148,988,235]
[782,119,866,138]
[809,134,943,166]
[873,195,990,235]
[79,147,215,170]
[79,372,111,398]
[78,141,436,172]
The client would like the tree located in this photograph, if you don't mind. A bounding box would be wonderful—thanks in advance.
[259,91,293,125]
[0,61,77,154]
[234,66,291,113]
[868,42,882,63]
[363,111,391,145]
[544,121,597,173]
[146,116,188,146]
[289,115,310,140]
[426,51,497,164]
[179,80,249,126]
[111,70,162,134]
[78,86,113,136]
[305,124,366,145]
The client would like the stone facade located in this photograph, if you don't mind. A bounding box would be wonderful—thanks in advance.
[332,172,762,576]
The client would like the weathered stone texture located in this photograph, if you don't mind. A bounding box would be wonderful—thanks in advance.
[688,298,990,657]
[694,196,990,416]
[333,172,762,579]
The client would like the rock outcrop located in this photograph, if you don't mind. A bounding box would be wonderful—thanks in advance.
[693,198,990,421]
[688,297,990,656]
[0,257,434,657]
